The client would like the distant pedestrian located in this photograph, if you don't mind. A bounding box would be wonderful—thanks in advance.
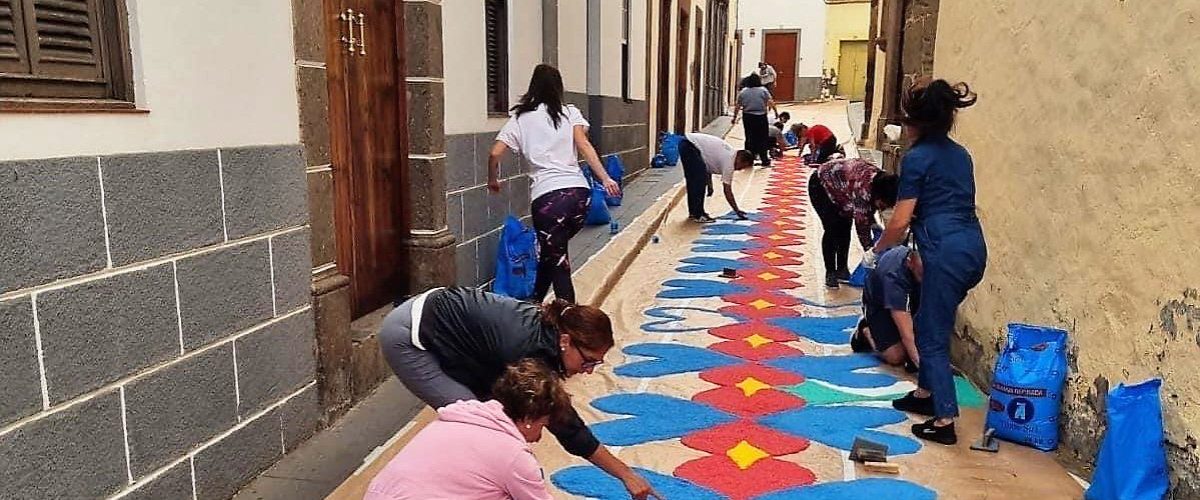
[677,132,755,223]
[872,78,987,446]
[489,64,620,303]
[732,73,778,167]
[758,62,778,96]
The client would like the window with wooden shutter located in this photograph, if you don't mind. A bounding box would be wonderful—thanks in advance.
[485,0,508,115]
[1,0,133,110]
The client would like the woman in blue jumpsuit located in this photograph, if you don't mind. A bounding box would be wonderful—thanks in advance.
[868,79,987,445]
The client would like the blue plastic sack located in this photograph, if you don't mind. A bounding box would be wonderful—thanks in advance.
[585,183,611,225]
[604,155,624,207]
[784,130,799,147]
[652,154,669,168]
[492,216,538,300]
[985,323,1069,451]
[660,133,684,166]
[847,226,883,288]
[1086,378,1169,500]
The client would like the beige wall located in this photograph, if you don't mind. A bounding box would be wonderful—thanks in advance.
[933,0,1200,489]
[0,0,300,161]
[823,1,870,73]
[558,0,588,94]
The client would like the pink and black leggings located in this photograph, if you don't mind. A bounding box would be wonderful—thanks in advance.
[531,186,591,303]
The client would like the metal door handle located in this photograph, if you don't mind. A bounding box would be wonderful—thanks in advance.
[357,12,367,55]
[339,9,358,54]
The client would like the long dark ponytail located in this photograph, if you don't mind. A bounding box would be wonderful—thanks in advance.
[901,79,977,139]
[511,64,567,128]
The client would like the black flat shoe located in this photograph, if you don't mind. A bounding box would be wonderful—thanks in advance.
[912,418,957,445]
[824,273,840,289]
[892,391,935,416]
[690,215,716,224]
[835,269,852,282]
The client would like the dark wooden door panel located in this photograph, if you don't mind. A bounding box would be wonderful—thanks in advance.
[328,0,408,317]
[764,32,797,101]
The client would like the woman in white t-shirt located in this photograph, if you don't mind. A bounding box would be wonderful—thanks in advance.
[490,64,620,303]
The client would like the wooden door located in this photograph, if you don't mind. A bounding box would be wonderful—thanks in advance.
[763,31,798,101]
[691,7,702,131]
[838,40,869,101]
[326,0,409,317]
[673,2,690,133]
[656,0,672,133]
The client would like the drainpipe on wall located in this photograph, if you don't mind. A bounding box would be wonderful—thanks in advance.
[877,0,905,169]
[861,0,880,146]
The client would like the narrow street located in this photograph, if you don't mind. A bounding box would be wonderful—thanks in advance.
[526,103,1084,499]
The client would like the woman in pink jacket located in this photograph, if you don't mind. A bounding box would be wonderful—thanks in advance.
[365,359,569,500]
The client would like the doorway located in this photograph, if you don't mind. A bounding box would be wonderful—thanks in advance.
[691,7,702,131]
[673,1,691,134]
[762,31,798,102]
[837,40,869,101]
[656,0,672,134]
[326,0,410,317]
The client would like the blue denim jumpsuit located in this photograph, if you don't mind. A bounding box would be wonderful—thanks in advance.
[899,134,988,418]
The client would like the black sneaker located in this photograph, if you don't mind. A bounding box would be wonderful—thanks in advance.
[836,269,852,282]
[912,419,957,445]
[892,391,935,416]
[690,215,716,224]
[825,272,840,288]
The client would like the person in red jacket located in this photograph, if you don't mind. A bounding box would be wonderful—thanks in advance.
[796,123,843,165]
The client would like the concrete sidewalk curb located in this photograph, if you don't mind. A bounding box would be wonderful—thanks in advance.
[577,181,687,308]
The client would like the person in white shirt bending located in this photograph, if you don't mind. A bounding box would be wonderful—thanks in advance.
[678,132,755,223]
[490,65,621,304]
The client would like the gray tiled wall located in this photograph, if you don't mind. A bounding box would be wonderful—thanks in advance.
[0,145,320,499]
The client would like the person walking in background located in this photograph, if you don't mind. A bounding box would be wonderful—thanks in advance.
[489,64,620,303]
[365,359,567,500]
[809,158,899,288]
[732,73,778,167]
[871,79,987,446]
[678,132,755,223]
[379,287,662,499]
[758,62,778,96]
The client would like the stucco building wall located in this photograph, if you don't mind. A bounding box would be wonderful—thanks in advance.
[933,1,1200,493]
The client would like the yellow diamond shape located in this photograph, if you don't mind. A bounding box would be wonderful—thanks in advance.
[726,440,770,470]
[774,221,787,227]
[763,251,783,260]
[757,272,781,281]
[748,298,775,310]
[745,334,774,348]
[768,234,785,241]
[735,376,772,397]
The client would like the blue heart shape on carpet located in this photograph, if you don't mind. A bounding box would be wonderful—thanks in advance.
[755,478,936,500]
[702,223,755,235]
[769,315,860,344]
[615,343,741,378]
[591,393,736,446]
[759,406,921,455]
[677,256,755,274]
[693,238,763,253]
[658,279,750,299]
[767,354,899,389]
[553,466,724,500]
[640,306,730,333]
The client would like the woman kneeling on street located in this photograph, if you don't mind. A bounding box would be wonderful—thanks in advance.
[366,359,568,500]
[378,286,661,499]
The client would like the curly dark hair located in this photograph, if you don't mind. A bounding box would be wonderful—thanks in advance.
[901,78,977,138]
[491,358,573,425]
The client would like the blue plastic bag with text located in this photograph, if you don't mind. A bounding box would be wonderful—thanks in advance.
[493,216,538,300]
[1085,379,1169,500]
[985,323,1068,451]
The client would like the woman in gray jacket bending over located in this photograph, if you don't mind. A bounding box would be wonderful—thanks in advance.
[379,286,662,500]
